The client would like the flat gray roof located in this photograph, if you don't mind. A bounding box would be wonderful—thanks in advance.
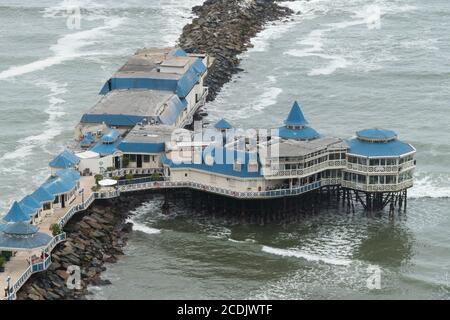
[269,137,348,157]
[123,124,174,144]
[88,90,174,116]
[115,47,197,79]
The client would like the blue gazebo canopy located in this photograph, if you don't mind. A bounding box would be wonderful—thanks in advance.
[3,201,31,223]
[80,132,95,147]
[100,129,120,144]
[49,150,80,169]
[0,222,52,251]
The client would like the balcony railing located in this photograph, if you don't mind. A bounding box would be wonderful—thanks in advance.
[262,160,347,178]
[341,179,414,192]
[3,232,67,301]
[346,160,415,174]
[118,179,323,199]
[104,168,163,178]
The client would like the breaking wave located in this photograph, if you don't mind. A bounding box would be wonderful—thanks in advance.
[262,245,352,266]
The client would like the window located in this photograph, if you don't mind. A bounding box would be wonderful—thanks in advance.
[43,203,51,211]
[233,161,241,172]
[184,173,188,177]
[248,163,258,172]
[143,155,150,163]
[130,154,136,162]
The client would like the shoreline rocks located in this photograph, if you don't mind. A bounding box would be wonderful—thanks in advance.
[16,195,146,300]
[178,0,293,101]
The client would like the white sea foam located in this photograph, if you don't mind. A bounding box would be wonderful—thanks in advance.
[262,245,352,266]
[409,176,450,199]
[0,80,68,162]
[283,0,417,76]
[129,220,161,235]
[0,15,125,80]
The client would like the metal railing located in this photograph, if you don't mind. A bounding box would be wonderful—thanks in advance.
[346,160,415,174]
[341,179,414,192]
[262,160,347,178]
[118,179,323,199]
[2,232,67,301]
[104,168,163,178]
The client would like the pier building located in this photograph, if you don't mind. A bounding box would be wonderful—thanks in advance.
[0,47,416,300]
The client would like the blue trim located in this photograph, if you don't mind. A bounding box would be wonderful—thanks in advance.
[277,126,320,140]
[118,142,165,154]
[162,148,262,178]
[158,95,188,125]
[100,77,178,95]
[81,114,145,127]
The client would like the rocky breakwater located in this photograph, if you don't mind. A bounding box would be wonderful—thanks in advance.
[16,195,146,300]
[179,0,294,102]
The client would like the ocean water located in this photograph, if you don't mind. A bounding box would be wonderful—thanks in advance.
[0,0,449,299]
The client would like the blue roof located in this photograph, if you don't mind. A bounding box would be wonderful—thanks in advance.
[348,138,414,157]
[31,187,55,204]
[80,132,95,147]
[158,95,188,125]
[170,48,188,57]
[118,142,165,154]
[277,126,320,141]
[42,176,76,196]
[80,114,146,127]
[176,67,200,98]
[99,77,178,95]
[20,195,42,211]
[101,129,120,143]
[2,221,38,236]
[99,58,206,99]
[285,101,308,126]
[356,128,397,142]
[18,202,37,217]
[214,118,233,130]
[91,137,121,156]
[55,169,81,182]
[3,201,31,223]
[162,148,262,178]
[0,227,52,250]
[49,150,80,169]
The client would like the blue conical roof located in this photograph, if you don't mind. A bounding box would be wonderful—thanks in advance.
[284,101,308,126]
[214,118,233,130]
[49,150,79,168]
[3,221,38,236]
[3,201,31,223]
